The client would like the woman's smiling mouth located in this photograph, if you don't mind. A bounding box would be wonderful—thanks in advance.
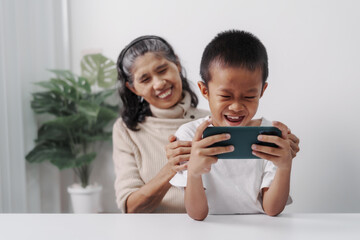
[157,87,172,99]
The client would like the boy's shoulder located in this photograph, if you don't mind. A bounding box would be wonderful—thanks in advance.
[175,116,210,141]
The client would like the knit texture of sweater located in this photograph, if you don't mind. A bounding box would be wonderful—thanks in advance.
[113,92,209,213]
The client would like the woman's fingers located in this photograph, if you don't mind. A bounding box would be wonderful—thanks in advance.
[272,121,289,139]
[168,134,177,143]
[165,140,192,158]
[172,154,191,164]
[167,140,192,150]
[174,163,188,172]
[288,133,300,145]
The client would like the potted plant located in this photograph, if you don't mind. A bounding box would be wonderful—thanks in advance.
[26,54,119,213]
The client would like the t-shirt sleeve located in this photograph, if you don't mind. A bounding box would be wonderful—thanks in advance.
[260,160,293,205]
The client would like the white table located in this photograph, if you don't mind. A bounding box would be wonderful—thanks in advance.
[0,214,359,240]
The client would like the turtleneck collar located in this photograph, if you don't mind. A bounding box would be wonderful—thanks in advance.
[149,91,191,119]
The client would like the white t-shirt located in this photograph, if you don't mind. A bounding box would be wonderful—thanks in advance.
[170,116,292,214]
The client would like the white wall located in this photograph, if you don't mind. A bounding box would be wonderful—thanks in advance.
[67,0,360,213]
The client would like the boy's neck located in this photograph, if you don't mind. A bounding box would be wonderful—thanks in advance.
[247,118,262,127]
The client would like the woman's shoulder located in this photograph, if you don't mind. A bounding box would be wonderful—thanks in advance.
[112,117,136,139]
[113,117,127,131]
[186,107,210,119]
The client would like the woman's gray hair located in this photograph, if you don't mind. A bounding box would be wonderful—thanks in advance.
[121,38,179,84]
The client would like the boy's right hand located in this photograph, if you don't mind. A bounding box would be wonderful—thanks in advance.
[187,118,234,178]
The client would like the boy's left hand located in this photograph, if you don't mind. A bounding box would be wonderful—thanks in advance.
[251,121,298,170]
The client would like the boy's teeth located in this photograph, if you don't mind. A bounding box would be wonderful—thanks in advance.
[158,89,171,99]
[228,116,240,120]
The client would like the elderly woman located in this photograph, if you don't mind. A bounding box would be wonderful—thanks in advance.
[113,35,300,213]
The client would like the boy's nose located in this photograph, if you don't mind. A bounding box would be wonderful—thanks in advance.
[228,101,245,112]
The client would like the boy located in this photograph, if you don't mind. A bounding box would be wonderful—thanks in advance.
[170,30,295,220]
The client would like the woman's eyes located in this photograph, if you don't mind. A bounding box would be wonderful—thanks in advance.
[140,77,150,83]
[158,68,167,74]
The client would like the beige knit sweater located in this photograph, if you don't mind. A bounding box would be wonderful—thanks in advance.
[113,92,209,213]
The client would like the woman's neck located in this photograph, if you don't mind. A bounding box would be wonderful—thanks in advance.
[150,91,191,119]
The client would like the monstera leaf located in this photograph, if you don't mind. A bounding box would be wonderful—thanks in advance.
[27,54,119,188]
[80,53,117,88]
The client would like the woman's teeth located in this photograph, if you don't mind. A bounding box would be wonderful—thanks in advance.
[158,89,172,99]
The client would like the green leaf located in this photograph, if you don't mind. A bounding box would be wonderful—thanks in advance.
[76,76,91,93]
[78,132,112,142]
[48,69,76,82]
[80,53,117,88]
[36,124,69,142]
[72,152,97,168]
[31,91,73,116]
[77,100,101,121]
[43,114,87,129]
[49,78,78,100]
[93,106,118,130]
[26,143,73,166]
[93,89,116,105]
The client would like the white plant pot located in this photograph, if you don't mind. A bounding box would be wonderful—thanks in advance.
[67,183,103,213]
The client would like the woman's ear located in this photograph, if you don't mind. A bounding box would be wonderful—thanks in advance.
[260,82,268,98]
[125,82,138,95]
[197,81,209,100]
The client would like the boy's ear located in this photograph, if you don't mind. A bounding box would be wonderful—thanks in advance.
[260,82,268,98]
[126,82,139,95]
[197,81,209,100]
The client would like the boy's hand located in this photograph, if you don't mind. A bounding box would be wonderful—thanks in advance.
[165,135,192,173]
[251,121,295,170]
[187,119,234,178]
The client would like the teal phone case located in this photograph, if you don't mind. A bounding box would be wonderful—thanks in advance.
[202,126,282,159]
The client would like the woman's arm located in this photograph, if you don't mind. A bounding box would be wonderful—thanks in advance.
[126,165,176,213]
[114,123,191,213]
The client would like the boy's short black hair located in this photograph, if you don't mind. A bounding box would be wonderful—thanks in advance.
[200,30,268,86]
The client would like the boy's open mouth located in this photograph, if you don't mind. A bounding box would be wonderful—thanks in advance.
[224,115,245,125]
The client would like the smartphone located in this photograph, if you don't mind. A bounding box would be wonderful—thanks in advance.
[202,126,282,159]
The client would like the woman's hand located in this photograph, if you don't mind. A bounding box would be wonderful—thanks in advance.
[287,128,300,158]
[165,135,192,174]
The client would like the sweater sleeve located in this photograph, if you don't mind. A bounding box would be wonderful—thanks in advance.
[112,119,144,213]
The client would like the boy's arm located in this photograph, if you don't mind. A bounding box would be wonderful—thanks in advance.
[251,121,296,216]
[261,167,291,216]
[184,175,208,221]
[185,119,234,221]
